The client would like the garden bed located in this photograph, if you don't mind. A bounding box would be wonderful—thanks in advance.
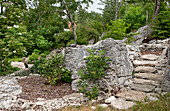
[18,75,75,101]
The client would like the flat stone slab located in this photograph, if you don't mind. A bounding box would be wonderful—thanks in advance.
[111,99,136,109]
[141,54,159,61]
[134,73,163,82]
[128,84,155,92]
[116,90,146,101]
[11,62,33,69]
[131,78,160,86]
[134,66,156,73]
[133,60,158,66]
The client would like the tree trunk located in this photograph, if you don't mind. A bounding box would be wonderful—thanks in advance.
[115,0,118,21]
[152,0,161,20]
[146,10,148,24]
[62,0,77,45]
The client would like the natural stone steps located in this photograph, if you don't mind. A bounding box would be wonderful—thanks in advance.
[133,60,158,66]
[141,54,159,61]
[116,90,146,102]
[134,66,156,73]
[134,73,163,82]
[128,84,155,92]
[131,78,160,86]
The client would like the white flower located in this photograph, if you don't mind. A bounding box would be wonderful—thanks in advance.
[18,33,22,35]
[64,29,70,31]
[18,16,21,18]
[13,25,19,28]
[7,26,12,29]
[13,50,16,53]
[0,15,6,18]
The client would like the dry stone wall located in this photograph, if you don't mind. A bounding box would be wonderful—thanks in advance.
[162,41,170,92]
[63,38,133,91]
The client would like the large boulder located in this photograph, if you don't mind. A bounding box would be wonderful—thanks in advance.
[132,25,153,45]
[63,38,133,91]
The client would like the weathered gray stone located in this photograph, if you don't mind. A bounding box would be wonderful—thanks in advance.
[141,54,159,61]
[64,38,133,90]
[131,78,160,86]
[135,73,163,82]
[111,99,136,109]
[134,66,156,73]
[133,60,158,66]
[116,90,146,101]
[162,42,170,92]
[128,84,155,92]
[105,96,116,104]
[132,25,153,45]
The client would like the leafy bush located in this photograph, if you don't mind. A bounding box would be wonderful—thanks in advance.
[78,49,110,99]
[0,58,20,76]
[30,54,72,85]
[152,7,170,39]
[28,52,40,63]
[102,19,130,40]
[124,5,146,32]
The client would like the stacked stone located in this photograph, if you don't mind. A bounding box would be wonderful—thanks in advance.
[162,40,170,92]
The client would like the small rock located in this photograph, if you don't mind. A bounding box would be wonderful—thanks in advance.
[91,100,96,104]
[105,96,116,104]
[111,99,136,109]
[37,98,45,101]
[98,104,108,108]
[91,106,96,110]
[36,101,45,106]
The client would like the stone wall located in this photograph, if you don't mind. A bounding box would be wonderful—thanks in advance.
[162,41,170,92]
[63,38,133,91]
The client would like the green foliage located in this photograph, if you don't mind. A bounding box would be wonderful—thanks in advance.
[123,4,147,32]
[0,3,34,58]
[55,20,103,47]
[78,49,110,99]
[14,69,31,76]
[0,58,20,76]
[37,36,53,50]
[102,19,130,40]
[30,54,72,85]
[132,93,170,111]
[28,52,40,63]
[152,6,170,39]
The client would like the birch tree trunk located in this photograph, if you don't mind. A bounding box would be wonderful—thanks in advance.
[62,0,77,45]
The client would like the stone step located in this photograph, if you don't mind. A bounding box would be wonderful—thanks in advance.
[128,84,155,92]
[116,90,146,102]
[134,73,163,82]
[134,66,156,73]
[141,54,159,61]
[131,78,160,86]
[133,60,158,66]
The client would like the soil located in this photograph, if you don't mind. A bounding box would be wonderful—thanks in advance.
[18,76,75,101]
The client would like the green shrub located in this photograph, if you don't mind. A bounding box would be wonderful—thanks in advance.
[123,4,146,32]
[28,52,40,63]
[0,58,20,76]
[31,54,72,85]
[152,7,170,39]
[78,49,111,99]
[102,19,130,40]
